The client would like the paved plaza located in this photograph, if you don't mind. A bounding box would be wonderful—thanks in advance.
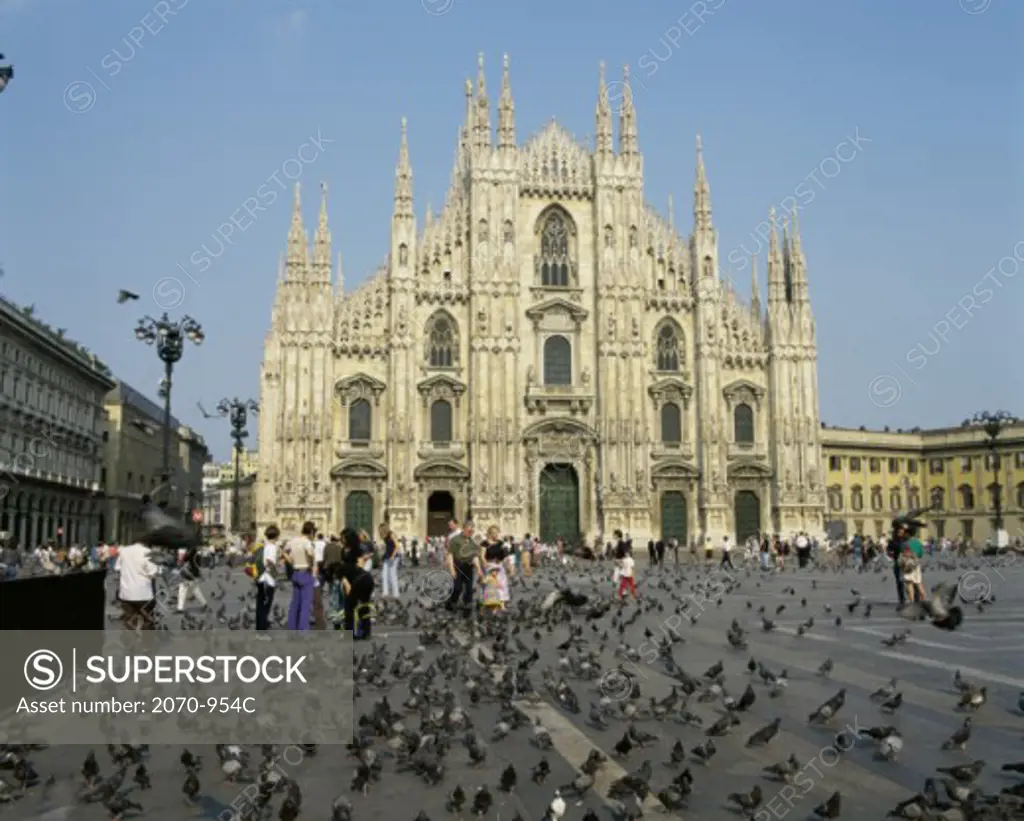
[3,553,1024,821]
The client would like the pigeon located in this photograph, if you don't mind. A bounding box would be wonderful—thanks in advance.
[900,582,964,630]
[763,754,801,783]
[941,717,973,751]
[116,289,140,303]
[957,686,987,711]
[936,760,985,784]
[746,718,781,747]
[813,790,841,818]
[870,678,898,701]
[727,784,763,813]
[808,689,847,724]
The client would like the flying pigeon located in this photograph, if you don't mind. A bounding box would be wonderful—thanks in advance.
[117,289,140,303]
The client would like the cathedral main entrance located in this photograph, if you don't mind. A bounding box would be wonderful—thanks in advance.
[734,490,761,545]
[426,491,455,537]
[345,491,374,537]
[660,491,687,544]
[539,464,580,545]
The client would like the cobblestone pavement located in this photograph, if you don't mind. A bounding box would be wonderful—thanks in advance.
[3,553,1023,821]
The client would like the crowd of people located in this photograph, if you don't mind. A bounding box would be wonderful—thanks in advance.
[2,513,1021,637]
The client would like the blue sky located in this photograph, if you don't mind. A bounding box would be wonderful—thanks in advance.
[1,0,1020,461]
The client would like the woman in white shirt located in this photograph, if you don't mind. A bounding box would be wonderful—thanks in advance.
[617,552,636,599]
[255,525,280,631]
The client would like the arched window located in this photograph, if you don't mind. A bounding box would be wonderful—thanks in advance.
[655,322,682,372]
[660,402,681,445]
[733,403,755,444]
[930,486,945,510]
[349,399,371,444]
[908,486,921,509]
[828,486,843,511]
[430,399,452,445]
[987,483,1001,510]
[889,488,901,512]
[851,485,864,512]
[426,313,457,368]
[870,486,883,512]
[1016,482,1024,509]
[537,209,574,287]
[958,484,975,510]
[543,335,572,386]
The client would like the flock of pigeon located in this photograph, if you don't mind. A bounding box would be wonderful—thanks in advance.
[1,552,1022,821]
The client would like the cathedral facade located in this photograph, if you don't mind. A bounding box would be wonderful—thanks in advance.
[257,55,826,545]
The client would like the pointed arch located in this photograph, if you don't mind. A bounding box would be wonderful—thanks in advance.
[424,309,459,368]
[534,205,577,288]
[653,317,685,373]
[957,484,975,510]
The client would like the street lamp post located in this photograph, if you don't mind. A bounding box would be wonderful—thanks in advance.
[0,54,13,95]
[212,398,259,533]
[134,314,204,507]
[964,410,1018,546]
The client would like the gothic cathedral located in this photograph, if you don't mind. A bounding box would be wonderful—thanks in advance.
[257,55,826,545]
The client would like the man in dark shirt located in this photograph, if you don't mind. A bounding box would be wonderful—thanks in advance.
[332,528,375,638]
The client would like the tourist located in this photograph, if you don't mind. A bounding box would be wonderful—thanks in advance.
[116,537,159,630]
[482,565,504,612]
[334,528,375,639]
[445,519,480,616]
[760,536,772,571]
[311,532,327,629]
[795,531,810,569]
[617,549,636,599]
[655,539,666,566]
[321,536,344,622]
[720,535,734,570]
[671,538,680,565]
[899,542,925,603]
[520,532,533,577]
[284,521,316,631]
[176,543,207,612]
[481,525,509,606]
[255,525,280,631]
[888,524,907,608]
[380,523,400,599]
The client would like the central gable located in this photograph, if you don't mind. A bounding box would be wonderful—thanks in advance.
[519,121,594,200]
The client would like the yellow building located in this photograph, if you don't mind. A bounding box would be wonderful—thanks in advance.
[821,420,1024,542]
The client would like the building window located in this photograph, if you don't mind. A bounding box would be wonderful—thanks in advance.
[934,519,945,538]
[660,402,681,445]
[889,488,901,512]
[537,208,574,287]
[426,313,457,368]
[430,399,452,445]
[929,458,944,474]
[961,519,973,540]
[987,484,1000,510]
[1016,452,1024,469]
[869,458,880,473]
[870,486,883,512]
[655,322,682,372]
[930,486,945,510]
[874,520,885,538]
[733,403,755,444]
[908,486,920,509]
[850,457,861,472]
[349,399,371,444]
[543,335,572,386]
[851,485,863,512]
[827,486,843,511]
[908,460,918,474]
[1017,482,1024,509]
[958,484,975,511]
[887,458,898,473]
[828,456,841,471]
[961,456,972,472]
[984,453,998,470]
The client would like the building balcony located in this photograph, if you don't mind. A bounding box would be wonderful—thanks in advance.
[417,441,467,459]
[651,441,696,461]
[727,441,769,461]
[336,440,386,459]
[525,384,594,415]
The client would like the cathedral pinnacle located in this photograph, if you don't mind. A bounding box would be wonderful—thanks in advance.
[498,52,515,150]
[286,182,308,277]
[767,207,785,304]
[618,64,638,156]
[595,61,613,156]
[394,117,413,219]
[694,134,712,233]
[311,180,331,283]
[750,252,761,319]
[474,52,491,151]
